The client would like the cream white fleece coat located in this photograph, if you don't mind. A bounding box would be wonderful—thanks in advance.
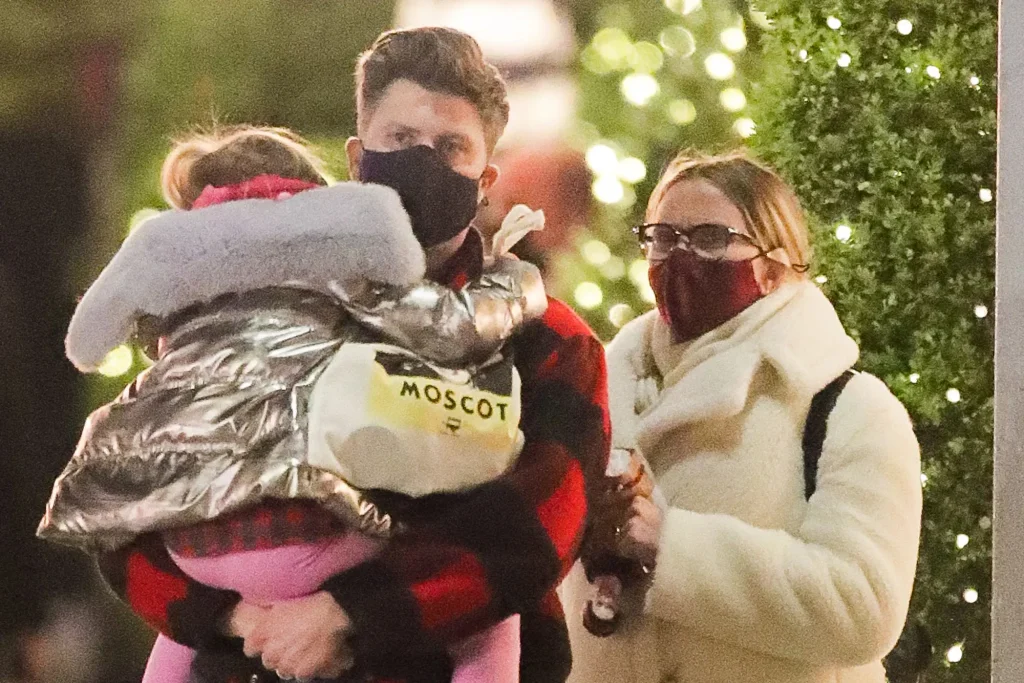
[562,282,922,683]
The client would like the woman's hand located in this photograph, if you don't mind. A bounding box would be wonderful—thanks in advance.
[588,453,662,566]
[230,592,356,681]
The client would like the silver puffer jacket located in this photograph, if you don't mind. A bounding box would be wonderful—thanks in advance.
[37,182,546,552]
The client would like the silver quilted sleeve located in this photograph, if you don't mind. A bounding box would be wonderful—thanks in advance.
[331,257,547,367]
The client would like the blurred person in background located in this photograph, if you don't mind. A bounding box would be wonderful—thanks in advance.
[475,145,593,278]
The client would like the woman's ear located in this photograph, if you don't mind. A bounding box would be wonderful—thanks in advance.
[755,257,789,295]
[345,137,364,181]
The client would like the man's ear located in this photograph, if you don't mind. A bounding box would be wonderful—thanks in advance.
[345,137,364,181]
[479,163,500,193]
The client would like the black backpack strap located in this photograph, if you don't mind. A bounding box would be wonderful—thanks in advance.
[800,369,931,678]
[802,369,856,499]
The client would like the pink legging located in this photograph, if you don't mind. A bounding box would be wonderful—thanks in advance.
[142,532,519,683]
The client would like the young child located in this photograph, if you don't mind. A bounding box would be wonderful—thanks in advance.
[38,126,546,683]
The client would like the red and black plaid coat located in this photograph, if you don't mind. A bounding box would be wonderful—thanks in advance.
[97,232,611,683]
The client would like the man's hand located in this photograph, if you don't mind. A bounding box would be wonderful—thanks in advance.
[245,591,355,681]
[222,600,270,640]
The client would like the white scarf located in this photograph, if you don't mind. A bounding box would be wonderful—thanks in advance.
[607,281,859,457]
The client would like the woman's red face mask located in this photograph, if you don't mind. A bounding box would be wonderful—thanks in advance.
[648,248,765,344]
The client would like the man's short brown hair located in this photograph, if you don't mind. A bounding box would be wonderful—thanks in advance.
[355,27,510,152]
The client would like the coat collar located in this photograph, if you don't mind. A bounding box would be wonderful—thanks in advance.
[607,281,859,453]
[66,182,426,372]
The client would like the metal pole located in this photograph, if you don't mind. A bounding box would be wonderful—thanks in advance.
[992,0,1024,678]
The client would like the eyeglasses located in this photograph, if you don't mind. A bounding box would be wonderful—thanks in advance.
[632,222,809,272]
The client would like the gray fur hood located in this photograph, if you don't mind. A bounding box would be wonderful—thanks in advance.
[66,182,425,372]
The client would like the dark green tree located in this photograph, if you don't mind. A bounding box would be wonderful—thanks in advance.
[748,2,995,680]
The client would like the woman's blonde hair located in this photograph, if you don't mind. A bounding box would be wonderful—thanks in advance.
[160,125,328,209]
[646,150,812,273]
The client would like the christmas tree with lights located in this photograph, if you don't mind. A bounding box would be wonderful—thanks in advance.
[563,0,995,680]
[557,0,763,338]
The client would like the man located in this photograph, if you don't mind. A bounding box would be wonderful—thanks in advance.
[99,27,609,682]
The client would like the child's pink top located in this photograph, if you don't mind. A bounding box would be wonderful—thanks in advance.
[167,531,381,602]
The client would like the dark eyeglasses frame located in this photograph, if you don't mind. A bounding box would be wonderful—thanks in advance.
[631,222,810,272]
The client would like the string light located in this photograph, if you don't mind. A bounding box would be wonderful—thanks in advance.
[704,53,736,80]
[581,46,613,75]
[826,16,842,30]
[947,644,964,664]
[593,28,633,67]
[586,143,618,175]
[815,275,828,284]
[921,473,928,486]
[946,388,962,403]
[592,176,625,204]
[979,188,993,202]
[628,259,657,302]
[97,345,135,378]
[582,240,612,265]
[733,118,756,138]
[630,42,665,72]
[909,373,920,383]
[837,53,852,68]
[980,516,992,530]
[574,282,604,310]
[896,19,914,35]
[926,65,942,79]
[970,75,981,87]
[618,157,647,183]
[835,224,853,242]
[621,73,660,106]
[798,49,809,61]
[609,303,637,328]
[620,185,637,208]
[719,87,747,112]
[629,258,649,286]
[719,27,747,52]
[600,257,627,280]
[659,26,697,58]
[974,304,989,318]
[956,534,970,549]
[666,0,703,15]
[668,98,698,125]
[963,588,979,604]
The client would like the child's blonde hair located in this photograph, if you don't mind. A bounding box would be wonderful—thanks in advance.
[647,150,812,273]
[161,125,328,210]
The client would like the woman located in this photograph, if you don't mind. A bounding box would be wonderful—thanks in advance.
[563,151,922,683]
